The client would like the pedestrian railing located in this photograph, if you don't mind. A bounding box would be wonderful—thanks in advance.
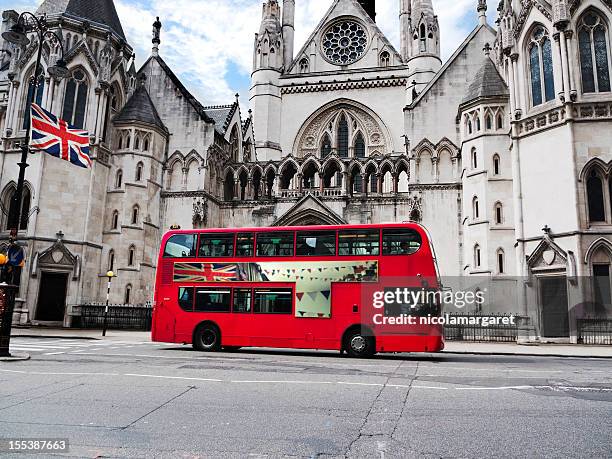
[74,303,153,331]
[443,313,522,342]
[577,318,612,345]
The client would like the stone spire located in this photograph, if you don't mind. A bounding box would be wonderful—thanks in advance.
[254,0,283,71]
[409,0,439,58]
[152,16,161,57]
[282,0,295,70]
[399,0,411,61]
[477,0,487,25]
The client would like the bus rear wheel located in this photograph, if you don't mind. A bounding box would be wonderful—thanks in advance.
[193,323,221,352]
[344,329,375,358]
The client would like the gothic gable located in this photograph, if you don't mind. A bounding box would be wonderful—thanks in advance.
[286,0,402,75]
[37,236,77,268]
[273,194,346,226]
[527,231,568,272]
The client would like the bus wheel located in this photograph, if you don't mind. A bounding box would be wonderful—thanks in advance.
[344,329,375,358]
[193,323,221,352]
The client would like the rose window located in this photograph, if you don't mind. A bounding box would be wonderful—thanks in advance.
[322,21,368,65]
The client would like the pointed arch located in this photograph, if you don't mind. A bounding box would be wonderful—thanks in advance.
[577,9,611,94]
[584,237,612,264]
[135,161,144,182]
[526,24,555,106]
[224,168,236,201]
[1,181,33,231]
[336,113,349,157]
[62,67,90,129]
[354,131,366,158]
[251,166,263,200]
[294,98,393,158]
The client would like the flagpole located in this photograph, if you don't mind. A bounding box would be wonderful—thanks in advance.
[0,12,69,358]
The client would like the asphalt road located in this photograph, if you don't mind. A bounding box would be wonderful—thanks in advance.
[1,337,611,458]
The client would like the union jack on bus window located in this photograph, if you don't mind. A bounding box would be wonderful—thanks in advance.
[174,263,240,283]
[30,103,92,168]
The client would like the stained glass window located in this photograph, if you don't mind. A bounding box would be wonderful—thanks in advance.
[62,69,88,128]
[23,71,44,129]
[529,27,555,106]
[321,134,332,158]
[579,13,611,93]
[337,115,349,157]
[354,132,365,158]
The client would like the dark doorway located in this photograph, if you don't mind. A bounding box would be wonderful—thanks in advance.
[539,276,569,338]
[36,272,68,322]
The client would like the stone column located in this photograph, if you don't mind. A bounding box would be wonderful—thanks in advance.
[511,54,522,117]
[506,55,516,114]
[552,32,567,101]
[565,30,576,96]
[343,171,350,196]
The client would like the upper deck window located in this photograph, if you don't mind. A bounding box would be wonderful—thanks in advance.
[236,233,254,257]
[338,229,380,256]
[199,234,235,258]
[256,232,294,257]
[382,228,422,255]
[164,234,197,258]
[296,231,336,256]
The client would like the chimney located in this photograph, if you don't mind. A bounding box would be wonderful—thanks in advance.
[358,0,376,21]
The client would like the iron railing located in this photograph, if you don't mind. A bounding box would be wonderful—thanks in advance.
[443,313,522,342]
[577,318,612,345]
[74,303,153,331]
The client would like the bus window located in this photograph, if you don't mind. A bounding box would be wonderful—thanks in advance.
[254,288,292,314]
[164,234,197,258]
[236,233,254,257]
[256,232,294,257]
[233,288,252,313]
[178,287,194,311]
[199,234,235,258]
[338,229,380,256]
[382,228,422,255]
[296,231,336,256]
[195,288,231,312]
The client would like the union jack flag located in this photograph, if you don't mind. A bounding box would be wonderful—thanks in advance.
[174,263,239,283]
[30,103,92,168]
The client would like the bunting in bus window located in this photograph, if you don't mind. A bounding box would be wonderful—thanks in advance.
[173,260,378,318]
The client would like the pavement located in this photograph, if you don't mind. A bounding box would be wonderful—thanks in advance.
[0,335,611,457]
[7,327,612,358]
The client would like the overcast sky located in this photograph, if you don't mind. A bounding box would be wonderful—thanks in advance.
[1,0,499,106]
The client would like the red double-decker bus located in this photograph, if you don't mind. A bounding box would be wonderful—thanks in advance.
[152,223,444,357]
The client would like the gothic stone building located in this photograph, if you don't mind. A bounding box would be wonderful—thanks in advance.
[1,0,612,342]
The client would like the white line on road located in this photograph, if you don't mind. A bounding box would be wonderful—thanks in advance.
[124,373,223,382]
[0,368,609,392]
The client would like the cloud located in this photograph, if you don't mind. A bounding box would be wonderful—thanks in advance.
[1,0,498,107]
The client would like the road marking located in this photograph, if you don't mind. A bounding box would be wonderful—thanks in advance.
[124,373,223,382]
[43,352,65,355]
[8,347,46,351]
[337,381,385,387]
[1,369,610,392]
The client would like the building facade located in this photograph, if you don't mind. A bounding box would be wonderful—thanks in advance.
[0,0,611,341]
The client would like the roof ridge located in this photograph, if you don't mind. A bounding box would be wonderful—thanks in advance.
[204,104,234,110]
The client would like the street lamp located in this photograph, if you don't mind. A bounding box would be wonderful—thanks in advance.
[0,12,69,358]
[102,271,115,337]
